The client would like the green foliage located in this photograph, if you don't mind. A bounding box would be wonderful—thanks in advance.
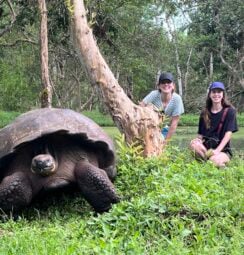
[83,111,244,127]
[1,0,243,112]
[179,113,244,127]
[82,110,114,126]
[48,1,70,44]
[64,0,74,14]
[86,0,174,101]
[179,115,200,126]
[1,110,243,129]
[236,114,244,127]
[0,45,40,111]
[0,139,243,254]
[14,0,38,28]
[186,0,243,110]
[0,111,20,128]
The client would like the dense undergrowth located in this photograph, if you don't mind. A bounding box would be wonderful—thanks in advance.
[0,136,243,254]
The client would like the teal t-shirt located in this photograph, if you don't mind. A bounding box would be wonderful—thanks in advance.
[142,91,184,117]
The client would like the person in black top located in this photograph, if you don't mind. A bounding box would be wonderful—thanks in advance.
[190,81,238,167]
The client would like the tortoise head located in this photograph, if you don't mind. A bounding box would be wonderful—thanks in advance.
[31,154,57,176]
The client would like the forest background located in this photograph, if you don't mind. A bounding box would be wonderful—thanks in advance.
[0,0,243,114]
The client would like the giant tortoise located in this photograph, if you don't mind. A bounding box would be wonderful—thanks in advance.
[0,108,119,213]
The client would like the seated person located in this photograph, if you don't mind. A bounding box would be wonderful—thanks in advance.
[190,82,238,167]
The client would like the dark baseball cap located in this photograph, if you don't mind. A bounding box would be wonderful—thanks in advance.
[159,72,174,83]
[209,81,225,91]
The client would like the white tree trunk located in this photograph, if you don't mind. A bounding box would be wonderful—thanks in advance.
[184,48,193,98]
[165,16,183,97]
[39,0,52,108]
[209,51,213,80]
[70,0,165,156]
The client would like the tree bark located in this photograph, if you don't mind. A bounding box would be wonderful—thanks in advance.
[165,15,183,97]
[209,51,213,81]
[184,48,192,99]
[39,0,52,108]
[70,0,164,157]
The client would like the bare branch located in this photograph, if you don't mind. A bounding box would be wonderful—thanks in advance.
[0,38,37,47]
[165,15,183,96]
[219,36,237,74]
[80,90,95,110]
[184,47,193,96]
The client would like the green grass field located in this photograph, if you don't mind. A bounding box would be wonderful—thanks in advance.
[0,143,243,254]
[104,126,244,154]
[0,111,243,254]
[1,110,244,128]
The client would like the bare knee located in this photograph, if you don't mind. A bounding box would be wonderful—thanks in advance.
[189,139,207,159]
[209,153,230,167]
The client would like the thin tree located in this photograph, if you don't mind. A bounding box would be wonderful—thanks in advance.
[39,0,52,108]
[70,0,164,157]
[165,15,183,97]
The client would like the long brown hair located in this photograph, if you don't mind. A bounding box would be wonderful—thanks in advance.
[203,90,233,129]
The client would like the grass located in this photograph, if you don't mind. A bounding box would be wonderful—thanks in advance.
[103,126,244,155]
[1,110,243,128]
[0,111,20,128]
[0,110,243,253]
[83,111,244,127]
[104,126,244,138]
[0,143,243,254]
[82,110,114,127]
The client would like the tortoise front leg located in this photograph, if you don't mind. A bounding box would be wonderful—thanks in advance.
[0,172,33,211]
[74,160,120,213]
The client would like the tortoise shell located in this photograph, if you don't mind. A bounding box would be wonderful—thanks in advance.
[0,108,115,168]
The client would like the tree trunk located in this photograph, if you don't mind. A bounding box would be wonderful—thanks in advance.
[209,51,213,81]
[165,15,183,97]
[39,0,52,108]
[184,48,192,99]
[70,0,164,157]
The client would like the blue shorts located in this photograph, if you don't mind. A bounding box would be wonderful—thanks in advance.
[161,126,169,138]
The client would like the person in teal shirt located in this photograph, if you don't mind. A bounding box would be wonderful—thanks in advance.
[141,72,184,142]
